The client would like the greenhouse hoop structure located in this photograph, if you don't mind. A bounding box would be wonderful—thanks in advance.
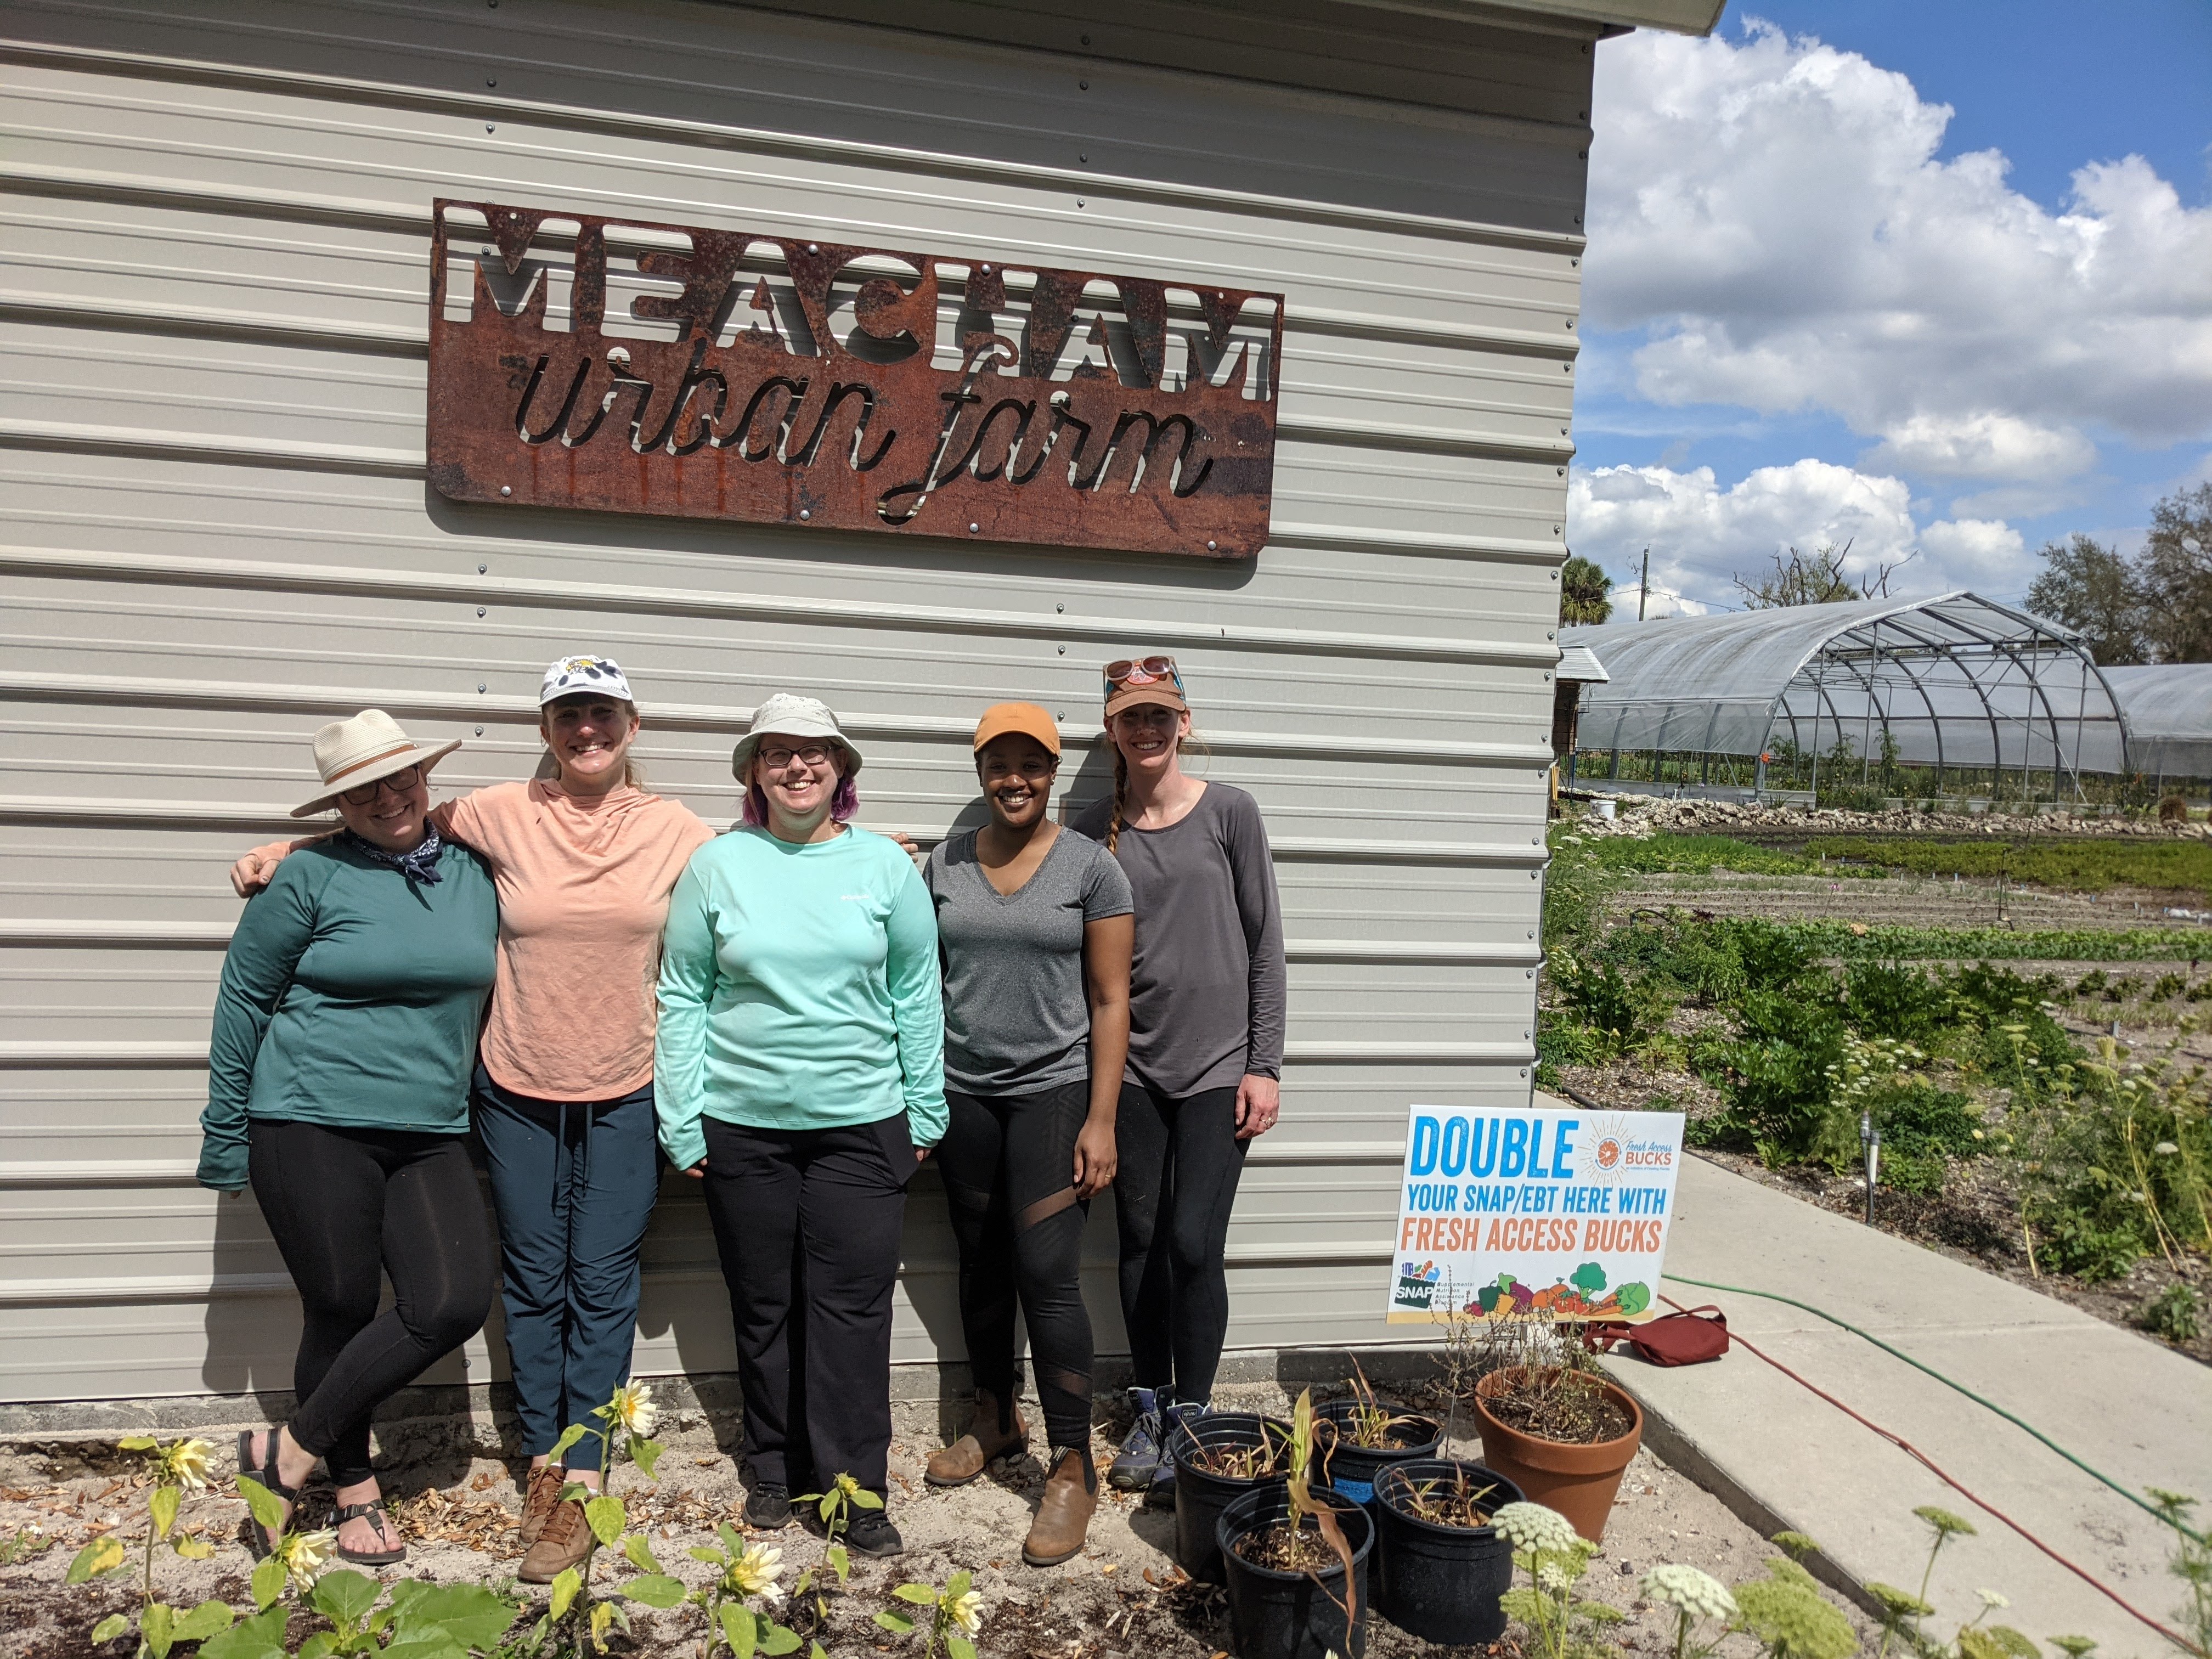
[1560,593,2130,800]
[2102,664,2212,786]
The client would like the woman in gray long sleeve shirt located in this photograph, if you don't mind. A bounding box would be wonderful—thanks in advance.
[1069,655,1286,1499]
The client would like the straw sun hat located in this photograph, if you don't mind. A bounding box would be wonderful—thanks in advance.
[294,710,461,818]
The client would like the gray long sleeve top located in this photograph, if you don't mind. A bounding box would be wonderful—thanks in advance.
[1071,782,1286,1098]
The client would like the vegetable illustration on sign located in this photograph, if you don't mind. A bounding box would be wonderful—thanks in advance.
[1388,1106,1684,1324]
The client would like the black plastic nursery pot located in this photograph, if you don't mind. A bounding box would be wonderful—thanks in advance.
[1311,1400,1443,1509]
[1171,1413,1293,1585]
[1216,1482,1374,1659]
[1372,1459,1526,1646]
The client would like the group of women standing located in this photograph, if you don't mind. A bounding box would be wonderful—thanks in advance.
[202,651,1284,1579]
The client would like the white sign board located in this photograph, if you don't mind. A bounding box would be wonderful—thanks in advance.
[1386,1103,1685,1324]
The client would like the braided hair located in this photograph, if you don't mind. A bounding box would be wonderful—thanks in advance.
[1108,746,1129,854]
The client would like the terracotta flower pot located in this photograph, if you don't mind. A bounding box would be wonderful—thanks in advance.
[1472,1367,1642,1543]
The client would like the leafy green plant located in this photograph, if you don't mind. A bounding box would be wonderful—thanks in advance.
[2148,1489,2211,1658]
[1494,1500,1624,1659]
[0,1525,55,1565]
[682,1527,799,1659]
[64,1435,239,1658]
[2139,1283,2203,1344]
[1862,1506,2042,1659]
[786,1474,879,1642]
[875,1572,984,1659]
[503,1384,672,1658]
[1640,1563,1737,1659]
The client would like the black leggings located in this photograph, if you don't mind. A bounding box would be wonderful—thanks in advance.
[249,1121,496,1486]
[937,1082,1094,1450]
[1112,1083,1245,1403]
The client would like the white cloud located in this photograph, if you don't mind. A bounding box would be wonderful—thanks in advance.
[1567,459,2025,614]
[1585,20,2212,477]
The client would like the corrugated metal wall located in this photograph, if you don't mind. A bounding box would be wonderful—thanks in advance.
[0,0,1587,1403]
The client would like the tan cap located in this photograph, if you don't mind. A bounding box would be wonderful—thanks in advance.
[1103,654,1188,719]
[972,702,1060,756]
[294,710,460,817]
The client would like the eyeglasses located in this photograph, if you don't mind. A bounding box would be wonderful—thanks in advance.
[1103,655,1184,702]
[758,743,835,770]
[338,765,422,805]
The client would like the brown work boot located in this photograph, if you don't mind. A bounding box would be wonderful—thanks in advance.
[925,1390,1029,1487]
[517,1465,567,1551]
[1022,1446,1098,1567]
[519,1493,594,1583]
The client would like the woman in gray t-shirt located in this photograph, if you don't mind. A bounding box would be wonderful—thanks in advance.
[921,703,1133,1567]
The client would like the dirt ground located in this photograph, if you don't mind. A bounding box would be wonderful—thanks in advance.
[0,1380,1871,1659]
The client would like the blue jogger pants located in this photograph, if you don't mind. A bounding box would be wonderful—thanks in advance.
[473,1065,662,1457]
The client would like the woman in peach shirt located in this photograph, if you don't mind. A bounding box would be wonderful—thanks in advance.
[232,656,712,1582]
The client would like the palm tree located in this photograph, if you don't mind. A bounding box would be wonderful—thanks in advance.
[1560,555,1612,625]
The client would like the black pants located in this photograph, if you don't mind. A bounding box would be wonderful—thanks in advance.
[698,1114,913,1498]
[937,1081,1094,1451]
[1111,1083,1245,1403]
[249,1120,496,1486]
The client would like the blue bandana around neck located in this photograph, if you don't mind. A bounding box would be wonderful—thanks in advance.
[345,823,444,886]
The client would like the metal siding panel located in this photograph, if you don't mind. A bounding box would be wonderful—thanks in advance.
[0,0,1578,1401]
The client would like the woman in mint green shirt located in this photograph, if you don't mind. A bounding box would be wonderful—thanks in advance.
[200,710,499,1568]
[657,693,943,1559]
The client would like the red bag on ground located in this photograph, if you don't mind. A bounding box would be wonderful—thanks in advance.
[1582,1306,1729,1366]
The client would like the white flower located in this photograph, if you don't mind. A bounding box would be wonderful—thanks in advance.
[610,1383,658,1438]
[949,1588,984,1635]
[731,1543,785,1602]
[1537,1562,1570,1593]
[1641,1564,1738,1621]
[1978,1589,2010,1610]
[161,1438,214,1493]
[2154,1142,2179,1156]
[277,1527,337,1590]
[1493,1502,1579,1554]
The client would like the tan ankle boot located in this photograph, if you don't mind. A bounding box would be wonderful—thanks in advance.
[924,1390,1029,1487]
[1022,1447,1097,1567]
[520,1494,594,1583]
[518,1465,567,1550]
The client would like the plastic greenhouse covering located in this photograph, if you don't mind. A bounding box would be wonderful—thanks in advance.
[2102,665,2212,781]
[1560,594,2129,789]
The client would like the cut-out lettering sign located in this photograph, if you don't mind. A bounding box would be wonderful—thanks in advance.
[426,200,1281,557]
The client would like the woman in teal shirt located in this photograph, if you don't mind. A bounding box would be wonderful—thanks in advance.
[200,711,499,1567]
[657,693,944,1559]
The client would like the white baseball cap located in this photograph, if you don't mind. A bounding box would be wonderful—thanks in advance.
[731,692,864,778]
[540,654,635,706]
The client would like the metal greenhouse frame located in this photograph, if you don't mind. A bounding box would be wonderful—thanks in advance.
[1560,594,2130,801]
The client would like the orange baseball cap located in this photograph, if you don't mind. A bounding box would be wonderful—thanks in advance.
[972,702,1060,756]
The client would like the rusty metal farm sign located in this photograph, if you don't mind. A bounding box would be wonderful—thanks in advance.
[426,200,1282,557]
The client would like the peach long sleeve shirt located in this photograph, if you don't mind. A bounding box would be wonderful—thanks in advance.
[442,780,717,1100]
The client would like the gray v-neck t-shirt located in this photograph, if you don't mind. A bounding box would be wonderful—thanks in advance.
[924,827,1133,1095]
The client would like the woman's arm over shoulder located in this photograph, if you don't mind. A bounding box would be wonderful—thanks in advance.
[200,853,328,1189]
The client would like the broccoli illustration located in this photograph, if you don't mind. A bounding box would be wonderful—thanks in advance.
[1570,1261,1607,1297]
[1616,1282,1652,1316]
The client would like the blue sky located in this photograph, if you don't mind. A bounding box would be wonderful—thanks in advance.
[1567,3,2212,617]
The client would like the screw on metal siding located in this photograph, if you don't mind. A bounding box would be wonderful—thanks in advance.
[477,606,487,617]
[499,485,511,495]
[486,125,495,133]
[969,522,980,533]
[478,563,487,573]
[475,726,484,735]
[1080,154,1088,163]
[1058,645,1066,654]
[798,509,810,520]
[478,682,487,692]
[1076,199,1085,207]
[1079,80,1088,89]
[1055,602,1064,612]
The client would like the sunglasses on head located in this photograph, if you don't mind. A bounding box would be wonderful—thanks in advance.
[338,764,422,806]
[1104,655,1183,695]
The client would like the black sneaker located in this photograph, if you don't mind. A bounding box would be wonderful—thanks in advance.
[743,1482,792,1530]
[842,1509,905,1559]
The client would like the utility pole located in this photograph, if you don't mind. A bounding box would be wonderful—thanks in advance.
[1638,548,1650,621]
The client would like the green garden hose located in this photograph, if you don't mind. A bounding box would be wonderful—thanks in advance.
[1662,1272,2207,1546]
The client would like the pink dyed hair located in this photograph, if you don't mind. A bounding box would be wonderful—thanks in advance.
[741,753,859,827]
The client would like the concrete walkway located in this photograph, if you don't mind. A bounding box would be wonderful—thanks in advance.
[1598,1154,2212,1657]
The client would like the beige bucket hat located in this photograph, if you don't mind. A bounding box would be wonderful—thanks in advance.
[730,692,863,780]
[294,709,461,818]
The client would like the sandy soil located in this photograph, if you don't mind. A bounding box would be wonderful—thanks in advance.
[0,1381,1871,1659]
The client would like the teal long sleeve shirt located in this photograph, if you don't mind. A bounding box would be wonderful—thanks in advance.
[199,837,499,1190]
[654,825,946,1170]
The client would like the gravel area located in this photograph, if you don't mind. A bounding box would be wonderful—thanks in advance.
[0,1379,1872,1659]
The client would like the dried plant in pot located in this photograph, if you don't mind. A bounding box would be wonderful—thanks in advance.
[1217,1391,1373,1659]
[1471,1351,1641,1543]
[1372,1459,1524,1646]
[1310,1360,1443,1509]
[1167,1411,1292,1584]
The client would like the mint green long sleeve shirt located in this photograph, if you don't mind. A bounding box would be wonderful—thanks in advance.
[199,837,499,1190]
[654,825,946,1170]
